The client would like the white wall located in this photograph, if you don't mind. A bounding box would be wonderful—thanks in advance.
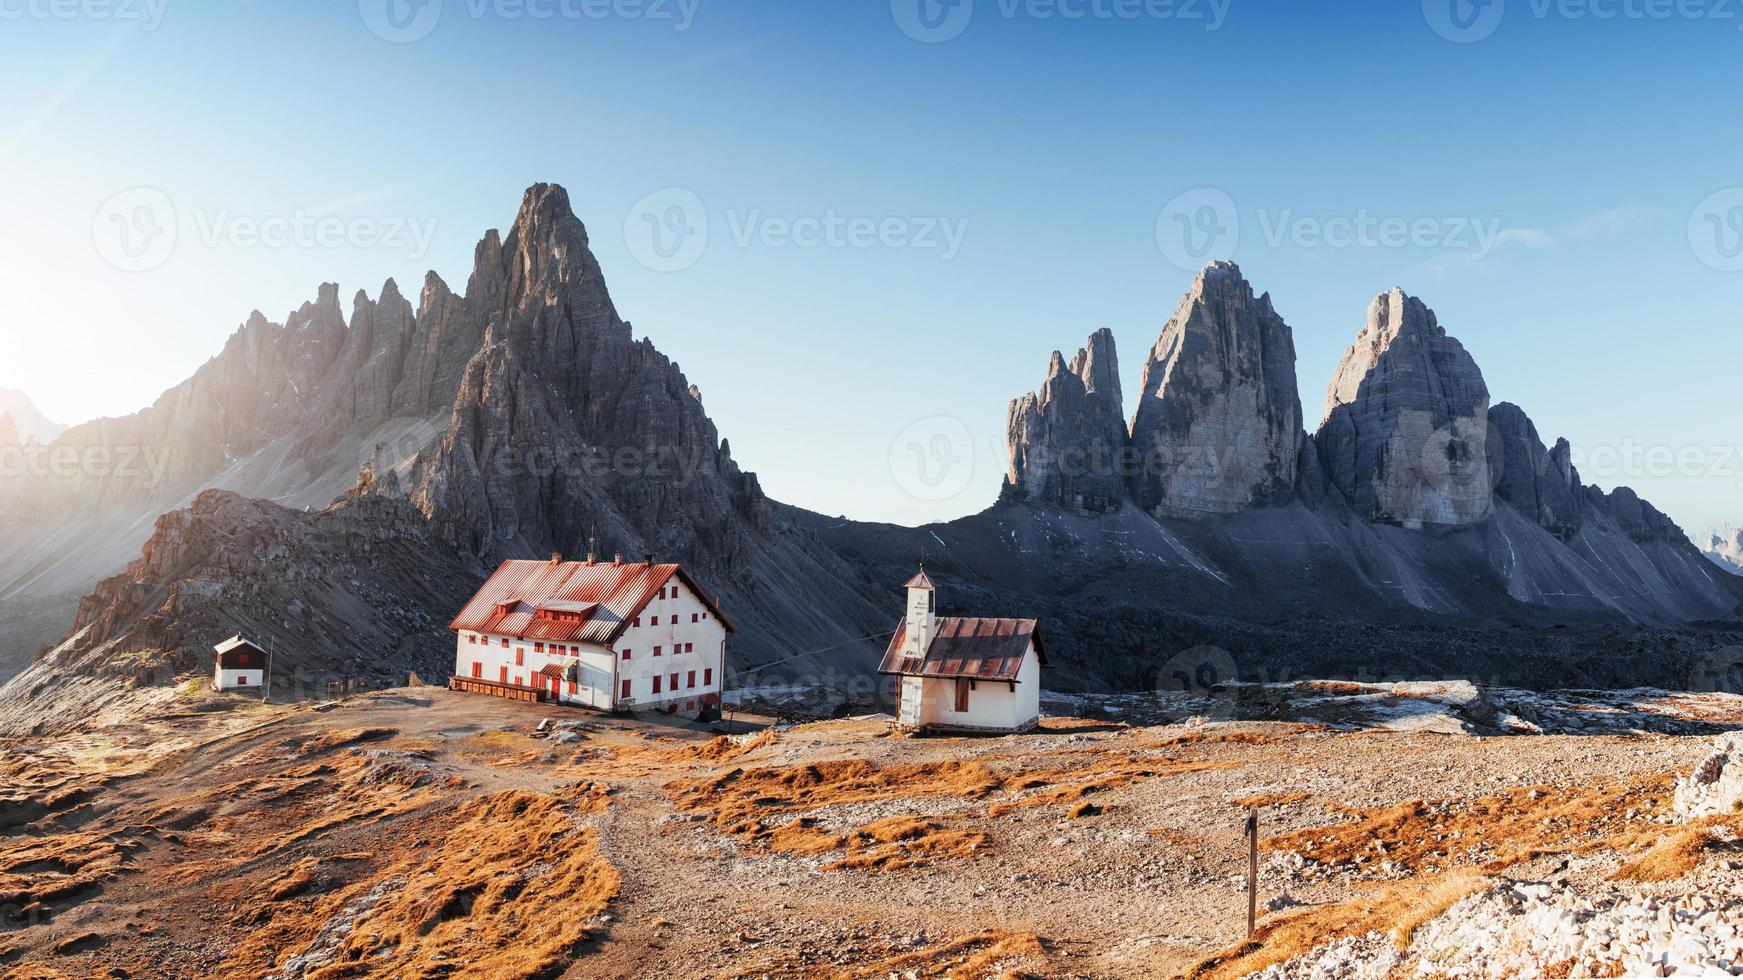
[909,642,1040,732]
[614,576,726,710]
[214,666,262,690]
[451,573,727,712]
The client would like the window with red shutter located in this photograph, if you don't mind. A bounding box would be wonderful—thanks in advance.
[534,643,544,654]
[704,668,712,685]
[653,676,662,694]
[621,649,631,660]
[621,679,631,699]
[653,646,662,656]
[687,670,695,688]
[669,672,678,690]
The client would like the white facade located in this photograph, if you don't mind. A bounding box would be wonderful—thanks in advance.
[897,643,1042,732]
[453,575,727,714]
[214,666,264,690]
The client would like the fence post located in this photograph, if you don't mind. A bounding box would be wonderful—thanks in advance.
[1246,806,1259,938]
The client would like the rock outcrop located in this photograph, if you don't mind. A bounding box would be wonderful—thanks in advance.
[0,391,63,445]
[1003,328,1129,512]
[1128,261,1303,518]
[407,183,769,573]
[1487,402,1582,536]
[1317,288,1492,528]
[1674,732,1743,819]
[1703,526,1743,575]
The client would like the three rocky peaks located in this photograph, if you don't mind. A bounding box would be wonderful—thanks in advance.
[1003,261,1683,543]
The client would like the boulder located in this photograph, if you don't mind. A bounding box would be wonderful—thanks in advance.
[1675,732,1743,820]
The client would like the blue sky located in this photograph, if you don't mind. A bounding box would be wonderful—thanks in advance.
[1,0,1739,532]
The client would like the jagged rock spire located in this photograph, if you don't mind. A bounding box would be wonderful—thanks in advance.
[1127,261,1303,518]
[1003,328,1129,513]
[1316,287,1492,528]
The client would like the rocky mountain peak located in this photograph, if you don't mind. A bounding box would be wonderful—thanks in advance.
[1316,287,1492,528]
[1004,329,1129,513]
[1127,261,1303,518]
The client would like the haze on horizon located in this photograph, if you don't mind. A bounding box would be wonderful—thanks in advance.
[1,1,1738,533]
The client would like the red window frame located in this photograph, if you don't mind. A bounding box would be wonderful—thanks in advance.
[467,635,476,644]
[687,670,696,688]
[620,679,631,699]
[499,666,509,683]
[653,646,662,657]
[534,642,544,653]
[471,662,482,678]
[650,616,658,626]
[652,676,662,694]
[692,613,699,623]
[621,649,631,660]
[704,668,712,685]
[514,648,524,667]
[669,672,678,690]
[500,638,508,648]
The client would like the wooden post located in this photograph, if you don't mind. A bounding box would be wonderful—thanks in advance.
[1246,806,1259,937]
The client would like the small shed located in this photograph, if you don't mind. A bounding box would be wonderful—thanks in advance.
[213,635,269,691]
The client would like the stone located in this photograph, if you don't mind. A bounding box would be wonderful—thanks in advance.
[1316,287,1492,528]
[1128,261,1303,518]
[1003,328,1129,513]
[1674,733,1743,820]
[1488,402,1583,536]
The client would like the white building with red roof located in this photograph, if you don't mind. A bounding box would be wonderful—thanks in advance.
[877,568,1046,733]
[448,553,733,718]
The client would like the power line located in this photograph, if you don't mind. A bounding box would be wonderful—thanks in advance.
[736,629,897,676]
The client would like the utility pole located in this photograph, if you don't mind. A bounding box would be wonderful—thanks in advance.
[1246,806,1259,938]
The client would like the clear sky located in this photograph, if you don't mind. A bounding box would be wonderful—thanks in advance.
[1,0,1739,533]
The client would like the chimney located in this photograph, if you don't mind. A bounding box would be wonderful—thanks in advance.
[550,552,561,565]
[586,536,598,566]
[613,553,623,566]
[644,553,654,567]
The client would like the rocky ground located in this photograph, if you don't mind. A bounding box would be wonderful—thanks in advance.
[4,683,1743,978]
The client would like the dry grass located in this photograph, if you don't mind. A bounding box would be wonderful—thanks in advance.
[986,758,1238,817]
[838,929,1052,979]
[1187,870,1490,980]
[1264,775,1677,875]
[222,791,619,978]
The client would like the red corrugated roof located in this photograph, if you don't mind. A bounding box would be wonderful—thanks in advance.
[448,560,734,644]
[877,615,1045,682]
